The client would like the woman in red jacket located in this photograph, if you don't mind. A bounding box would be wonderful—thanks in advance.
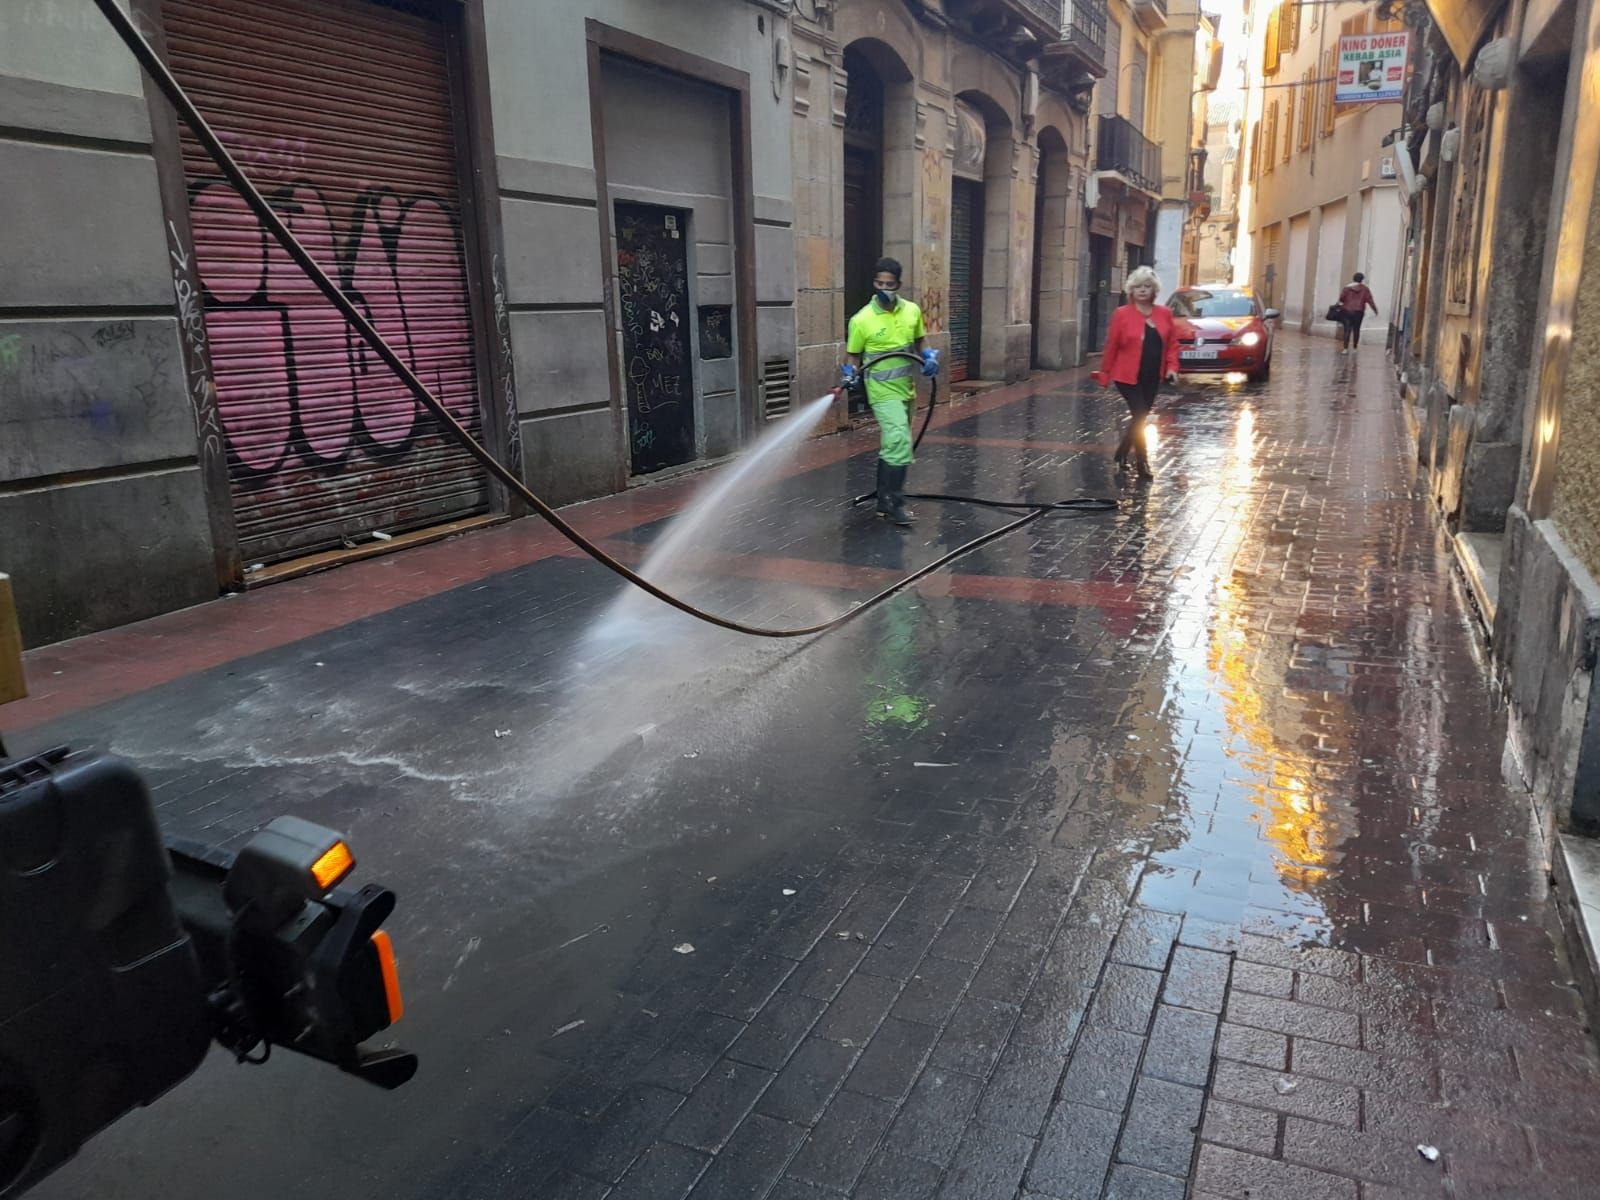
[1093,266,1181,479]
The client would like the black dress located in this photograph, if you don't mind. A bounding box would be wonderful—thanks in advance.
[1117,322,1164,416]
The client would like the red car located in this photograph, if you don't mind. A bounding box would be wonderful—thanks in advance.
[1168,285,1280,382]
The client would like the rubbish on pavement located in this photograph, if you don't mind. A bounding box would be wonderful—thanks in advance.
[673,943,695,955]
[1417,1145,1440,1163]
[552,1020,584,1038]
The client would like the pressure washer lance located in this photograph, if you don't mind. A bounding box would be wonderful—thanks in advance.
[92,0,1117,643]
[845,350,1122,515]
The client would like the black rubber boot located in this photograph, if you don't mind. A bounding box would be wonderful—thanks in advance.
[874,458,892,517]
[883,464,913,526]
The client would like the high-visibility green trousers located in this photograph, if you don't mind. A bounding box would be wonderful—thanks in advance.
[869,389,914,467]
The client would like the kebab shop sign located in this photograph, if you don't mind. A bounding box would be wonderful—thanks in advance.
[1336,32,1409,105]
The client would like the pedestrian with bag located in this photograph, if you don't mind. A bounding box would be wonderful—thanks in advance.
[840,257,939,526]
[1093,266,1180,481]
[1336,272,1379,353]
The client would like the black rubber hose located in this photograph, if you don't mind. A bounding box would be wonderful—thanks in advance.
[849,351,1119,515]
[92,0,1112,640]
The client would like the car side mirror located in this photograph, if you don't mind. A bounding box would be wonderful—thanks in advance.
[1263,309,1281,322]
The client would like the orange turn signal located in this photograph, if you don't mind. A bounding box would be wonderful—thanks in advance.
[310,840,355,891]
[371,930,404,1024]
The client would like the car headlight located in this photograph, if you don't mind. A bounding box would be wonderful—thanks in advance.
[1237,331,1262,347]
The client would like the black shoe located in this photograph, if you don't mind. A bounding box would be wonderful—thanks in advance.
[1135,454,1154,481]
[874,458,892,517]
[883,464,913,526]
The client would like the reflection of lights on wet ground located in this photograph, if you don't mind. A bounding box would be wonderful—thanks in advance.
[1233,407,1255,488]
[1144,419,1159,457]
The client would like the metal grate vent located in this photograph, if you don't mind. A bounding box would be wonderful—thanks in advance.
[762,357,793,419]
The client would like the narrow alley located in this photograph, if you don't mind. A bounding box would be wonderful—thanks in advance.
[10,333,1598,1200]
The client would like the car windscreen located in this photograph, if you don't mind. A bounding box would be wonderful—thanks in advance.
[1169,291,1257,318]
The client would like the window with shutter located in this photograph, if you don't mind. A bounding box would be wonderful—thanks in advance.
[1283,87,1295,161]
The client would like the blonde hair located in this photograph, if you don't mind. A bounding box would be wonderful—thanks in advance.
[1125,266,1161,295]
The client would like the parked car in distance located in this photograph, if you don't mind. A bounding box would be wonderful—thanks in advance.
[1167,285,1280,382]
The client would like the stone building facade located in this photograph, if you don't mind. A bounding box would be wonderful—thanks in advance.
[1393,0,1600,850]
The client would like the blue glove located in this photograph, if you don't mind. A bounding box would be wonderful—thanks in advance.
[920,348,941,378]
[840,363,860,389]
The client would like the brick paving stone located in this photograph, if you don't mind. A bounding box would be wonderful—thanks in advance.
[1112,908,1183,971]
[892,955,980,1026]
[846,1017,940,1102]
[784,1090,896,1192]
[968,936,1047,1004]
[1141,1004,1219,1087]
[1027,1101,1121,1197]
[1279,1118,1449,1194]
[662,1060,775,1154]
[707,953,799,1022]
[1059,1027,1146,1111]
[965,855,1035,912]
[687,1113,808,1200]
[1211,1060,1359,1128]
[924,998,1013,1077]
[1117,1076,1205,1177]
[928,905,1006,964]
[829,886,907,943]
[1193,1144,1357,1200]
[727,993,827,1071]
[859,917,944,981]
[1200,1098,1279,1156]
[539,1172,612,1200]
[853,1150,947,1200]
[1216,1021,1289,1071]
[1287,1038,1438,1101]
[1103,1164,1188,1200]
[755,1035,863,1125]
[1163,946,1232,1013]
[882,1068,985,1166]
[1231,960,1294,999]
[975,1042,1069,1136]
[1088,962,1164,1034]
[783,937,870,1004]
[938,1123,1037,1200]
[608,1143,709,1200]
[574,1084,686,1182]
[1225,991,1361,1048]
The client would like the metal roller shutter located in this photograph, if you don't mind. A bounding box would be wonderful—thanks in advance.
[163,0,489,565]
[949,179,978,383]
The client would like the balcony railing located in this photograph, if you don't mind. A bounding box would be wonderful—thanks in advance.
[1062,0,1108,73]
[1131,0,1168,32]
[948,0,1063,43]
[1096,115,1162,193]
[1013,0,1065,30]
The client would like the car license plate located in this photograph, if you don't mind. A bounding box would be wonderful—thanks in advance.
[1182,348,1219,361]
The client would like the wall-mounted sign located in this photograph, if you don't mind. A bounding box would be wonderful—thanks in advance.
[1335,32,1409,105]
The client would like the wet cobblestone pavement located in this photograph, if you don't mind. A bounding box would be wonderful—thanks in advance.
[13,333,1600,1199]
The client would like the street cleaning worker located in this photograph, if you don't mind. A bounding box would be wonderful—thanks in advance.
[840,257,939,526]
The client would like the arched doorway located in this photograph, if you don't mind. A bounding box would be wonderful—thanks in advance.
[1032,126,1074,369]
[840,40,915,407]
[950,91,1013,381]
[842,44,884,332]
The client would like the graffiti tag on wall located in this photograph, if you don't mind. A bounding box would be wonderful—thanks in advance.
[188,178,479,482]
